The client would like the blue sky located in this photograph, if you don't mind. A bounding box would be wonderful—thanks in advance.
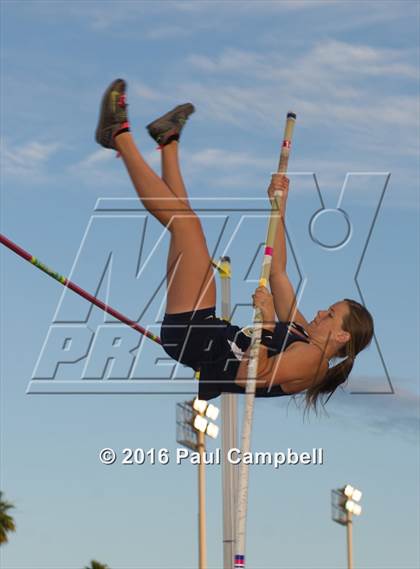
[0,1,419,568]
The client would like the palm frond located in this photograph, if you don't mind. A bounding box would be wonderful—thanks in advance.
[0,492,16,545]
[84,560,110,569]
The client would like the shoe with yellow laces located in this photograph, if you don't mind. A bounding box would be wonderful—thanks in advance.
[95,78,130,150]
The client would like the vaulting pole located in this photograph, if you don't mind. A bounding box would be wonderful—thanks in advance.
[234,112,296,568]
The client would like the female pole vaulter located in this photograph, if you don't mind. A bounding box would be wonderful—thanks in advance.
[95,79,374,409]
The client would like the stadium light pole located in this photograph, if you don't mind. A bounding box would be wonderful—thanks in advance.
[331,484,363,569]
[176,398,219,569]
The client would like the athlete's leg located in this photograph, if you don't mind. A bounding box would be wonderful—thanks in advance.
[115,132,187,226]
[150,108,198,306]
[160,140,196,302]
[95,79,214,313]
[115,132,216,314]
[147,102,194,204]
[161,141,190,204]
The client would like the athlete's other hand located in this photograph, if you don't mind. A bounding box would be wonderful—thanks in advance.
[252,286,276,322]
[267,174,289,211]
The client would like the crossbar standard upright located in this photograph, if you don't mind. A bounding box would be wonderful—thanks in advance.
[215,257,238,569]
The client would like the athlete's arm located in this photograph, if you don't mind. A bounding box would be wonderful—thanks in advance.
[234,286,278,389]
[235,343,324,393]
[263,342,325,392]
[235,287,313,390]
[268,174,309,328]
[270,273,309,329]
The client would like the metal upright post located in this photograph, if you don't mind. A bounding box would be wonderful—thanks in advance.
[218,256,237,569]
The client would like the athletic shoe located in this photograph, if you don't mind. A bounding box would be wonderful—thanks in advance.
[146,103,195,147]
[95,78,130,150]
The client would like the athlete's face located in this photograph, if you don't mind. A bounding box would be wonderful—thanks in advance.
[309,300,351,343]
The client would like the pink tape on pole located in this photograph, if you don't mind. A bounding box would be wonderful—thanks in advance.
[282,140,291,148]
[264,246,274,256]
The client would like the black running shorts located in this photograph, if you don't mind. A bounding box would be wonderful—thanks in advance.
[160,307,229,371]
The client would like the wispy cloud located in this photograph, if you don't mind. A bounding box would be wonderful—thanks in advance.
[180,147,273,189]
[67,147,160,190]
[20,1,208,35]
[144,25,193,41]
[1,138,61,182]
[2,9,417,208]
[307,40,417,79]
[15,0,417,40]
[75,148,111,169]
[187,40,417,78]
[131,81,169,102]
[176,40,418,201]
[186,147,271,170]
[327,380,420,443]
[67,148,125,189]
[185,41,418,125]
